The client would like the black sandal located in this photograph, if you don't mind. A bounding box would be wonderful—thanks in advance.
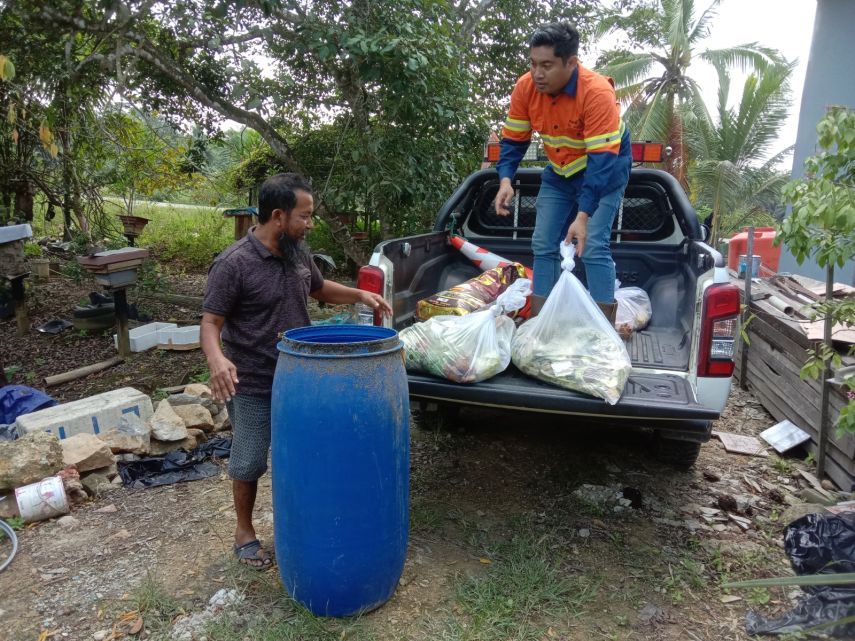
[233,539,273,569]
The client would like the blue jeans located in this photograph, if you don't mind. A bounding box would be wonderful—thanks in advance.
[531,179,625,302]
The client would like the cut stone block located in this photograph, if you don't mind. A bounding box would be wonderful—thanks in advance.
[0,432,63,491]
[149,400,188,441]
[61,433,116,473]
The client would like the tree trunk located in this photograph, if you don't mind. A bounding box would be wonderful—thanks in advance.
[666,109,688,190]
[59,98,73,241]
[14,181,33,221]
[816,263,835,480]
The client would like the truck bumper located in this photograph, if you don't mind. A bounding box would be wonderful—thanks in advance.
[408,369,720,423]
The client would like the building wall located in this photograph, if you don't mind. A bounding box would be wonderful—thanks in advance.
[778,0,855,284]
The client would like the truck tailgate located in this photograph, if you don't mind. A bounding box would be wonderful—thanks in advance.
[408,367,719,421]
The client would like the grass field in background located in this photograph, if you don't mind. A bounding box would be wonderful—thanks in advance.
[131,201,234,269]
[29,196,350,272]
[31,198,236,270]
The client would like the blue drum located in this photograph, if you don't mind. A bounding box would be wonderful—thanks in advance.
[271,325,409,616]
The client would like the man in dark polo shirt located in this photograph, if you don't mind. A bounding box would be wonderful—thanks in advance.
[201,172,390,568]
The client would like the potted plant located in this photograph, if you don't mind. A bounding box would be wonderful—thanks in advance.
[24,242,49,279]
[118,214,150,246]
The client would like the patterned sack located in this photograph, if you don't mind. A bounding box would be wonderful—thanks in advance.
[415,263,527,321]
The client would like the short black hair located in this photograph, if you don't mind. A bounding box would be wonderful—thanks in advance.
[529,22,580,61]
[257,173,313,223]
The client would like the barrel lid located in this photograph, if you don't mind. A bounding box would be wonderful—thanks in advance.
[278,325,401,358]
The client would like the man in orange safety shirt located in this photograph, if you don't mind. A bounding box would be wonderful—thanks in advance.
[494,22,632,320]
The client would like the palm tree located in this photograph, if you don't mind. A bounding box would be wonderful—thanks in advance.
[688,60,795,246]
[596,0,783,185]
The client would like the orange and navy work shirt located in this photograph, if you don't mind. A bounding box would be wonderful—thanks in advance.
[496,64,632,215]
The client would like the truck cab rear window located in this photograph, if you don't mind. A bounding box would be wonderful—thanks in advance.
[464,180,675,241]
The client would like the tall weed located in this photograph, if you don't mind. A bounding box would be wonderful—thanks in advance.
[134,203,233,269]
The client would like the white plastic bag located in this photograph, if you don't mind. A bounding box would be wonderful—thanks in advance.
[400,279,531,383]
[615,286,652,333]
[511,243,632,404]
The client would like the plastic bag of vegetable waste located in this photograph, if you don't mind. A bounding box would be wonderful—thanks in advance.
[615,285,652,335]
[416,263,528,321]
[512,243,631,404]
[401,279,531,383]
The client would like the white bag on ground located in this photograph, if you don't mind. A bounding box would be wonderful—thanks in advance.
[615,285,652,333]
[400,279,531,383]
[512,244,632,404]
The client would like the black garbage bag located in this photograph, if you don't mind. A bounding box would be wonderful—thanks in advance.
[118,437,232,489]
[746,513,855,638]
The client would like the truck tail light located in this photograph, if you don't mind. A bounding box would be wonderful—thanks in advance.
[697,284,740,377]
[356,265,385,326]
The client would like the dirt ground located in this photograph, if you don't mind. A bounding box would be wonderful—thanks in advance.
[0,264,840,641]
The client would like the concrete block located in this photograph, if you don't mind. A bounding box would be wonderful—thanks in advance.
[113,322,177,352]
[15,387,153,440]
[0,223,33,243]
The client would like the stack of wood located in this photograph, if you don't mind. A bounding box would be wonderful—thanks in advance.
[77,247,149,274]
[732,272,855,490]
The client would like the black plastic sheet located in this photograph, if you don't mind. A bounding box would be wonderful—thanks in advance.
[118,437,232,489]
[746,513,855,637]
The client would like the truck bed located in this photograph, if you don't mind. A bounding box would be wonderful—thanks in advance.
[384,237,699,372]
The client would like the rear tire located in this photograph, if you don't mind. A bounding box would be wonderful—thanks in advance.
[413,403,461,431]
[655,437,702,471]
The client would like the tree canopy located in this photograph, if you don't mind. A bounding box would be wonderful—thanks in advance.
[688,60,795,243]
[13,0,610,262]
[597,0,783,185]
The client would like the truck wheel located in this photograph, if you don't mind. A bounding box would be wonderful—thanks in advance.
[413,403,460,431]
[655,437,702,471]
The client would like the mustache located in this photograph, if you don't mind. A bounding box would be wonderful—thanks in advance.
[278,234,311,266]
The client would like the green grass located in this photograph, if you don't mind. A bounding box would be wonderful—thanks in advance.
[770,456,795,475]
[203,560,376,641]
[0,516,24,540]
[410,498,447,534]
[188,364,211,384]
[132,201,233,269]
[129,572,182,636]
[433,532,597,641]
[207,607,377,641]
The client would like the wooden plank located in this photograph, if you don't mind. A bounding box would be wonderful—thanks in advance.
[746,349,855,459]
[748,364,855,474]
[750,300,815,349]
[713,431,768,456]
[745,359,855,465]
[45,356,124,387]
[746,333,849,416]
[800,438,855,491]
[746,347,824,425]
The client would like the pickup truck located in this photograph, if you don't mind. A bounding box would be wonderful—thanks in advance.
[356,166,740,469]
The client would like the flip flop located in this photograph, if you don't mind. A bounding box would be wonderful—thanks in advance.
[233,539,273,569]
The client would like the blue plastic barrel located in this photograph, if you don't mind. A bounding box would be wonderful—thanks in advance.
[271,325,409,617]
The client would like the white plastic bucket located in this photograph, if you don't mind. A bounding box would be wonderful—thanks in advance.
[14,476,70,523]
